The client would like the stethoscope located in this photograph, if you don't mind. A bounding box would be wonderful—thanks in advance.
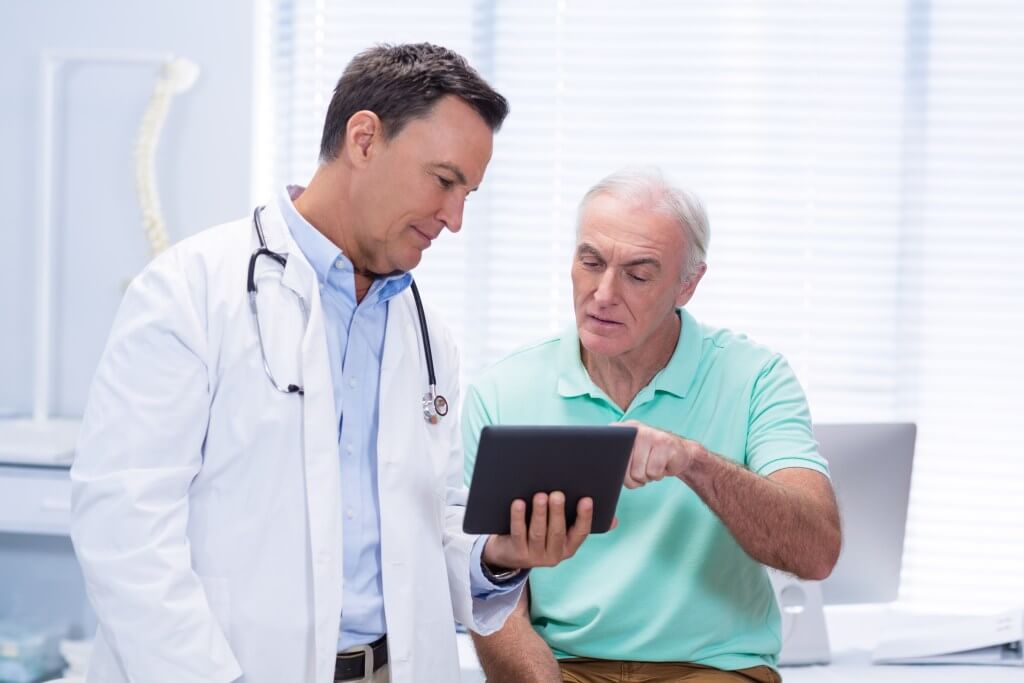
[247,205,449,424]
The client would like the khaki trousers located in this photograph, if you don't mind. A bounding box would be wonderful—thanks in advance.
[559,658,782,683]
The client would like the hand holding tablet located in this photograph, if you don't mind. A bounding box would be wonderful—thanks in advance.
[480,490,598,570]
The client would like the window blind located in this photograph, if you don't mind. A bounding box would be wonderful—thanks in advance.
[894,0,1024,613]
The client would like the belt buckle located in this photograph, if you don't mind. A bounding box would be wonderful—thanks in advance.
[338,643,374,683]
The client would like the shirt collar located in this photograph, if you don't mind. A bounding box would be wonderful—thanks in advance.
[277,185,411,302]
[557,308,703,402]
[650,308,703,399]
[278,185,340,285]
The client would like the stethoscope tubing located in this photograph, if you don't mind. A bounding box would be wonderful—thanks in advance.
[249,205,445,420]
[409,278,436,389]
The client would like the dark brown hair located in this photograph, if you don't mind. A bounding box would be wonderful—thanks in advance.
[319,43,509,161]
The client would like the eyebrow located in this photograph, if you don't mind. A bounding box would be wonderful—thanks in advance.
[430,162,478,191]
[576,242,662,269]
[623,256,661,269]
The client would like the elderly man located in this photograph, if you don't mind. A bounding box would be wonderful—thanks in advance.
[463,169,841,682]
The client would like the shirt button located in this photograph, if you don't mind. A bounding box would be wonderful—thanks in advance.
[349,378,358,389]
[346,444,354,455]
[334,258,345,269]
[346,508,355,519]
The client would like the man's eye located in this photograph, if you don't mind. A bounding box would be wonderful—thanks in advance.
[582,260,601,269]
[437,176,455,190]
[628,273,648,283]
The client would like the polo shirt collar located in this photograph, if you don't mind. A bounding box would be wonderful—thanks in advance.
[556,308,703,402]
[556,324,593,398]
[651,308,703,398]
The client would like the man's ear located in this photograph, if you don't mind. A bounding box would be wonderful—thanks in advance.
[676,262,707,308]
[343,110,383,167]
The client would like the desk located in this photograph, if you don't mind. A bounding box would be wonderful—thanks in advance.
[782,606,1022,681]
[457,606,1023,682]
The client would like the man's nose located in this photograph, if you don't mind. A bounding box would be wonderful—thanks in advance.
[438,195,466,233]
[594,268,618,303]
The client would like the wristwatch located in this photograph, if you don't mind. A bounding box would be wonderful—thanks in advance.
[481,560,522,584]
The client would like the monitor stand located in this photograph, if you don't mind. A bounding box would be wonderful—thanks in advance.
[768,570,831,665]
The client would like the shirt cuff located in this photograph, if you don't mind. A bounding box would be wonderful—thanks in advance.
[469,536,529,599]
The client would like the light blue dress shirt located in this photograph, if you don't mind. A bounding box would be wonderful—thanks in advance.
[278,188,523,651]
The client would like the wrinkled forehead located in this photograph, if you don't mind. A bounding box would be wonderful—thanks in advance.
[576,194,686,259]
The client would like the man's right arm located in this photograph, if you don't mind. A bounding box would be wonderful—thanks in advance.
[71,251,242,683]
[471,586,562,683]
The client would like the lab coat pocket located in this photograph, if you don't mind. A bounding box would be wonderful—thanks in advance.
[198,575,232,631]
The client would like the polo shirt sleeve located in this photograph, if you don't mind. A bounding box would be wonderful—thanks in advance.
[745,354,830,478]
[462,382,495,487]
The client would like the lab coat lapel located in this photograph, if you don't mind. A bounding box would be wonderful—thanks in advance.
[248,202,314,303]
[300,280,344,683]
[259,201,344,681]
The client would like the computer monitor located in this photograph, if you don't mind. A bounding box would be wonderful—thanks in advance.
[817,422,917,604]
[772,422,917,665]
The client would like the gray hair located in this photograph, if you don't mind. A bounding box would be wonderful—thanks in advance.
[577,168,710,280]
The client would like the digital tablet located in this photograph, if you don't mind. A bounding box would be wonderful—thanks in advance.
[463,425,637,535]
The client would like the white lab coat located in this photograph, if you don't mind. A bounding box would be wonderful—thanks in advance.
[70,202,520,683]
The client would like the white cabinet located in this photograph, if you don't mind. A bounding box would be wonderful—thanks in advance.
[0,465,72,535]
[0,463,95,646]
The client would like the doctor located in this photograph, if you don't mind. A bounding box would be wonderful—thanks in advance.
[71,43,593,683]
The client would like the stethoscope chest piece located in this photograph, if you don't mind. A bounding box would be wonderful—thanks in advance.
[423,389,448,425]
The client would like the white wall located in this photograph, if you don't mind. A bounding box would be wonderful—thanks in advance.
[0,0,257,417]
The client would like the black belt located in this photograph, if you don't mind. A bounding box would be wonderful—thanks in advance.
[335,634,388,681]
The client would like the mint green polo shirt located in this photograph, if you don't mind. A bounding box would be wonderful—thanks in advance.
[463,309,828,671]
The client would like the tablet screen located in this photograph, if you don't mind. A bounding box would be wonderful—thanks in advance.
[463,425,636,535]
